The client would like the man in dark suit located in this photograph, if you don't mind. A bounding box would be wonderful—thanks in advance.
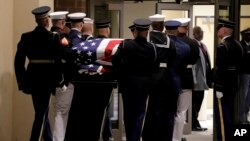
[191,26,212,131]
[238,28,250,124]
[112,18,157,141]
[14,6,61,141]
[142,14,177,141]
[214,19,243,141]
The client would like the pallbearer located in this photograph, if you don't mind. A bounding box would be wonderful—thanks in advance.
[112,18,158,141]
[14,6,61,141]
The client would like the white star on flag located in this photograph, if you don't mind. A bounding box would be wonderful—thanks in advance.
[91,42,96,46]
[72,38,123,73]
[87,51,92,56]
[77,50,81,54]
[80,42,85,46]
[83,46,88,50]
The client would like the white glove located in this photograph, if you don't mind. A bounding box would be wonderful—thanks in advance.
[216,91,223,98]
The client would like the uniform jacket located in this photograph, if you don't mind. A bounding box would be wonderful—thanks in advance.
[169,35,190,94]
[14,26,61,94]
[149,31,176,90]
[82,34,94,41]
[68,28,84,46]
[179,35,200,89]
[239,40,250,74]
[51,26,74,87]
[112,37,157,87]
[215,36,243,92]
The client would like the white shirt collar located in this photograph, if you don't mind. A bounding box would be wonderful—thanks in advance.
[221,35,231,42]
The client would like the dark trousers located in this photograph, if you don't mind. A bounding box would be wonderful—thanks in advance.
[30,91,51,141]
[142,80,178,141]
[102,100,113,141]
[192,90,205,128]
[214,90,236,141]
[65,82,113,141]
[42,111,53,141]
[121,76,152,141]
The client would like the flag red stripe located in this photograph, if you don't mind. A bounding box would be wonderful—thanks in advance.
[102,40,122,62]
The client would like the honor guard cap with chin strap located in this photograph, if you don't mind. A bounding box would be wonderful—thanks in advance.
[133,18,152,31]
[217,19,235,30]
[32,6,51,19]
[241,27,250,35]
[129,24,136,32]
[94,19,111,28]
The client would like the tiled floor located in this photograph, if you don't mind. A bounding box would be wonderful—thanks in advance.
[110,92,213,141]
[183,108,213,141]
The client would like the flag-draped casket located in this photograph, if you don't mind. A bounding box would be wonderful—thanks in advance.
[71,38,123,74]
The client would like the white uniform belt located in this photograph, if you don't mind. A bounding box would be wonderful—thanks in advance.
[186,65,193,68]
[29,60,54,63]
[159,63,167,68]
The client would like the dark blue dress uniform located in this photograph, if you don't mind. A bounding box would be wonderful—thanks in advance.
[238,28,250,124]
[14,6,61,141]
[67,12,86,46]
[154,20,190,141]
[94,19,113,141]
[214,19,243,141]
[178,31,200,90]
[112,19,157,141]
[142,19,177,141]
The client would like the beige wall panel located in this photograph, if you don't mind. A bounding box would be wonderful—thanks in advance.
[12,0,54,140]
[0,0,14,140]
[123,1,157,39]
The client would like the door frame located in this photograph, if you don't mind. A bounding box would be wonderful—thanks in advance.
[156,3,193,37]
[156,2,193,135]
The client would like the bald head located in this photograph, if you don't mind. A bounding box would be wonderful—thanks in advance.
[193,26,203,41]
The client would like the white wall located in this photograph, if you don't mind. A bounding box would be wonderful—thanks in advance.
[12,1,53,140]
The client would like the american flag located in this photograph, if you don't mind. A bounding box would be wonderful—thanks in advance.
[72,38,123,74]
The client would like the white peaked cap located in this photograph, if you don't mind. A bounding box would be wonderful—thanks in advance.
[49,11,69,20]
[83,17,94,24]
[68,12,86,20]
[173,18,191,26]
[149,14,166,22]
